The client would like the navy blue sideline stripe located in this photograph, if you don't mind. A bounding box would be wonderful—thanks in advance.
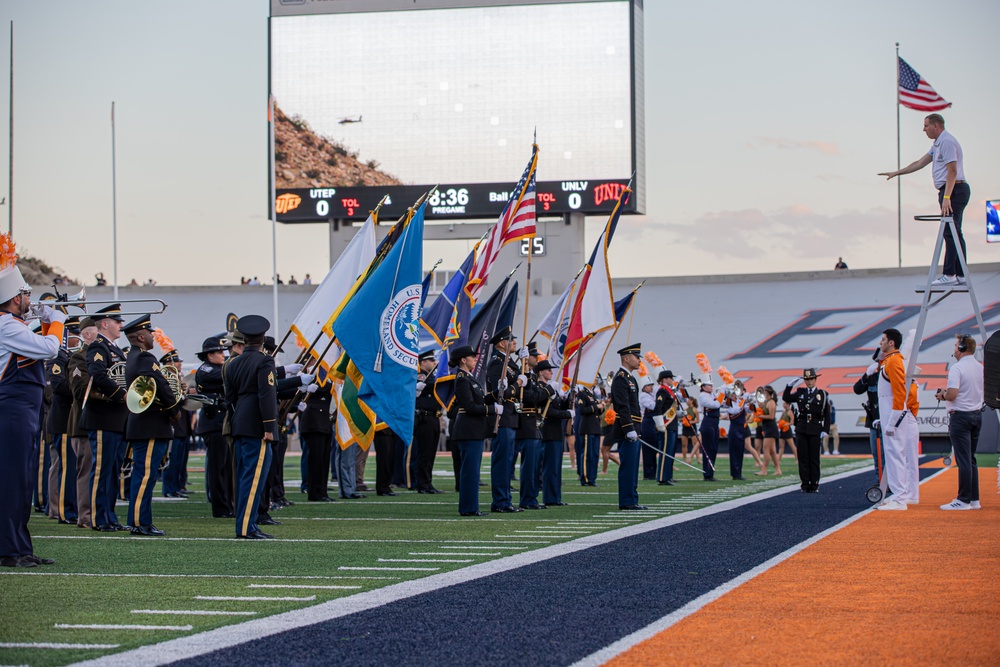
[155,466,936,667]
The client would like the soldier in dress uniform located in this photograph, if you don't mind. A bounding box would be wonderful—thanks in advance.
[451,345,499,516]
[537,359,572,506]
[611,343,645,510]
[783,368,831,493]
[195,335,234,518]
[298,382,335,502]
[486,326,524,513]
[122,315,177,536]
[80,304,130,531]
[159,349,192,498]
[414,350,443,494]
[223,315,278,539]
[574,385,603,486]
[514,342,546,510]
[0,252,64,568]
[67,318,97,528]
[45,316,80,524]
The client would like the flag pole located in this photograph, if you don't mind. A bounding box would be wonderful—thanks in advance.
[895,42,902,269]
[111,101,119,301]
[7,21,12,237]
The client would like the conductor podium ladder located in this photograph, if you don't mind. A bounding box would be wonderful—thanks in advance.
[907,214,989,384]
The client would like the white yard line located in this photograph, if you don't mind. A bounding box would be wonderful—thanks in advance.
[338,567,440,572]
[72,464,878,667]
[54,624,192,631]
[0,572,398,580]
[246,585,361,590]
[0,642,120,649]
[408,552,499,557]
[377,558,472,564]
[193,595,316,602]
[132,610,257,617]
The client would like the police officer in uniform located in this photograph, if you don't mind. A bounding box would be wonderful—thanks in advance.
[46,316,80,524]
[80,305,130,531]
[486,326,524,513]
[611,343,645,510]
[122,315,176,535]
[537,359,572,506]
[451,345,499,516]
[223,315,278,539]
[196,335,234,517]
[414,350,443,494]
[574,385,603,486]
[783,368,830,493]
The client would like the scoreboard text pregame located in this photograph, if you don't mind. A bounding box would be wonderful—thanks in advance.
[270,0,644,223]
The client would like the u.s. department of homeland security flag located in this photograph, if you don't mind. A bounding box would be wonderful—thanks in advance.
[333,203,425,447]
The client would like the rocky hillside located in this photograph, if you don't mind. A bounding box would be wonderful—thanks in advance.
[19,255,75,288]
[274,103,402,189]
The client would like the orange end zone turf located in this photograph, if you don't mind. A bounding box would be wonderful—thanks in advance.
[607,467,999,667]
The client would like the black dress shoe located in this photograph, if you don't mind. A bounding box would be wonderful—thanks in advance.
[703,477,718,482]
[132,525,165,536]
[259,518,283,526]
[501,506,523,513]
[459,511,487,516]
[732,476,747,481]
[318,496,337,502]
[429,488,444,494]
[22,554,55,565]
[254,531,275,539]
[377,491,399,497]
[619,504,649,511]
[586,482,599,487]
[0,556,36,568]
[237,532,267,540]
[113,524,129,532]
[658,480,676,486]
[213,512,236,519]
[519,504,547,510]
[347,493,366,499]
[96,525,117,533]
[58,518,74,524]
[548,502,569,506]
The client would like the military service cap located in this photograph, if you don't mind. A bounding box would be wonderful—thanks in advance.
[617,343,642,357]
[235,314,269,338]
[122,314,153,335]
[92,304,125,323]
[448,345,477,367]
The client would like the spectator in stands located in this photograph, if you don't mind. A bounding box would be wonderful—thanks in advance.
[302,274,312,285]
[288,275,298,285]
[95,272,107,286]
[248,277,261,286]
[240,276,247,285]
[128,278,138,286]
[834,257,848,270]
[276,275,284,285]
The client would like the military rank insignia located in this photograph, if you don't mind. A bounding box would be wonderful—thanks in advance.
[94,352,104,362]
[268,371,275,386]
[52,365,62,375]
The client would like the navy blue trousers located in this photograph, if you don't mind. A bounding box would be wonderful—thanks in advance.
[127,439,169,528]
[490,427,514,510]
[52,434,77,522]
[234,437,273,537]
[700,418,719,479]
[88,430,125,528]
[518,439,542,507]
[618,438,641,507]
[728,421,746,478]
[34,432,49,511]
[456,440,483,514]
[161,437,186,496]
[0,385,42,558]
[541,439,563,505]
[578,433,600,485]
[656,430,678,483]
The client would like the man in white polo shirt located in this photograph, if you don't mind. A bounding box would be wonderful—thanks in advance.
[879,113,970,286]
[935,334,984,510]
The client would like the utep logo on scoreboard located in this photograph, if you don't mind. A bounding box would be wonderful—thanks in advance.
[275,193,301,214]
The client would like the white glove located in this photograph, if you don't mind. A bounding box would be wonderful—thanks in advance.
[516,374,527,387]
[297,401,308,412]
[518,347,530,359]
[284,363,304,375]
[304,383,319,394]
[415,381,427,392]
[500,377,509,391]
[626,431,639,441]
[786,380,798,388]
[593,387,603,399]
[31,303,54,322]
[297,372,315,385]
[866,362,879,376]
[654,415,666,433]
[567,408,575,419]
[49,308,68,324]
[885,409,904,436]
[441,414,450,436]
[494,403,504,415]
[872,419,881,430]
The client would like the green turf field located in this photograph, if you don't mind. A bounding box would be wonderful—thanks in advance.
[1,450,986,667]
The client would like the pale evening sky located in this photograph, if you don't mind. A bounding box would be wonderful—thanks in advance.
[2,0,998,286]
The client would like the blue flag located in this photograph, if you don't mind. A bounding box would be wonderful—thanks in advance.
[420,249,475,348]
[333,203,425,444]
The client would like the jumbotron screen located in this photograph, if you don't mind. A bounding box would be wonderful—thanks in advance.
[270,0,644,222]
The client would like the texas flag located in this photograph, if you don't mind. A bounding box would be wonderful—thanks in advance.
[988,200,1000,244]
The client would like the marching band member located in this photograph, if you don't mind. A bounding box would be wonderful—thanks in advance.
[612,343,645,510]
[451,345,498,516]
[159,349,192,499]
[638,377,658,480]
[196,335,234,518]
[776,400,798,465]
[537,359,572,507]
[724,380,748,480]
[122,315,177,536]
[874,329,920,510]
[698,377,721,481]
[68,318,98,528]
[758,386,782,476]
[654,371,680,486]
[81,304,130,532]
[783,368,831,493]
[45,316,80,524]
[0,246,64,568]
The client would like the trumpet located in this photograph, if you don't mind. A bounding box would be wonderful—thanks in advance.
[28,297,168,319]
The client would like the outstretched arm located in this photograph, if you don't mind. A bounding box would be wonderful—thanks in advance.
[878,154,931,180]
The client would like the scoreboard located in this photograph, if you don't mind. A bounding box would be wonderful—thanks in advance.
[270,0,644,223]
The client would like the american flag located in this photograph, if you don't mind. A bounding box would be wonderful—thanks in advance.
[465,145,537,302]
[898,57,951,112]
